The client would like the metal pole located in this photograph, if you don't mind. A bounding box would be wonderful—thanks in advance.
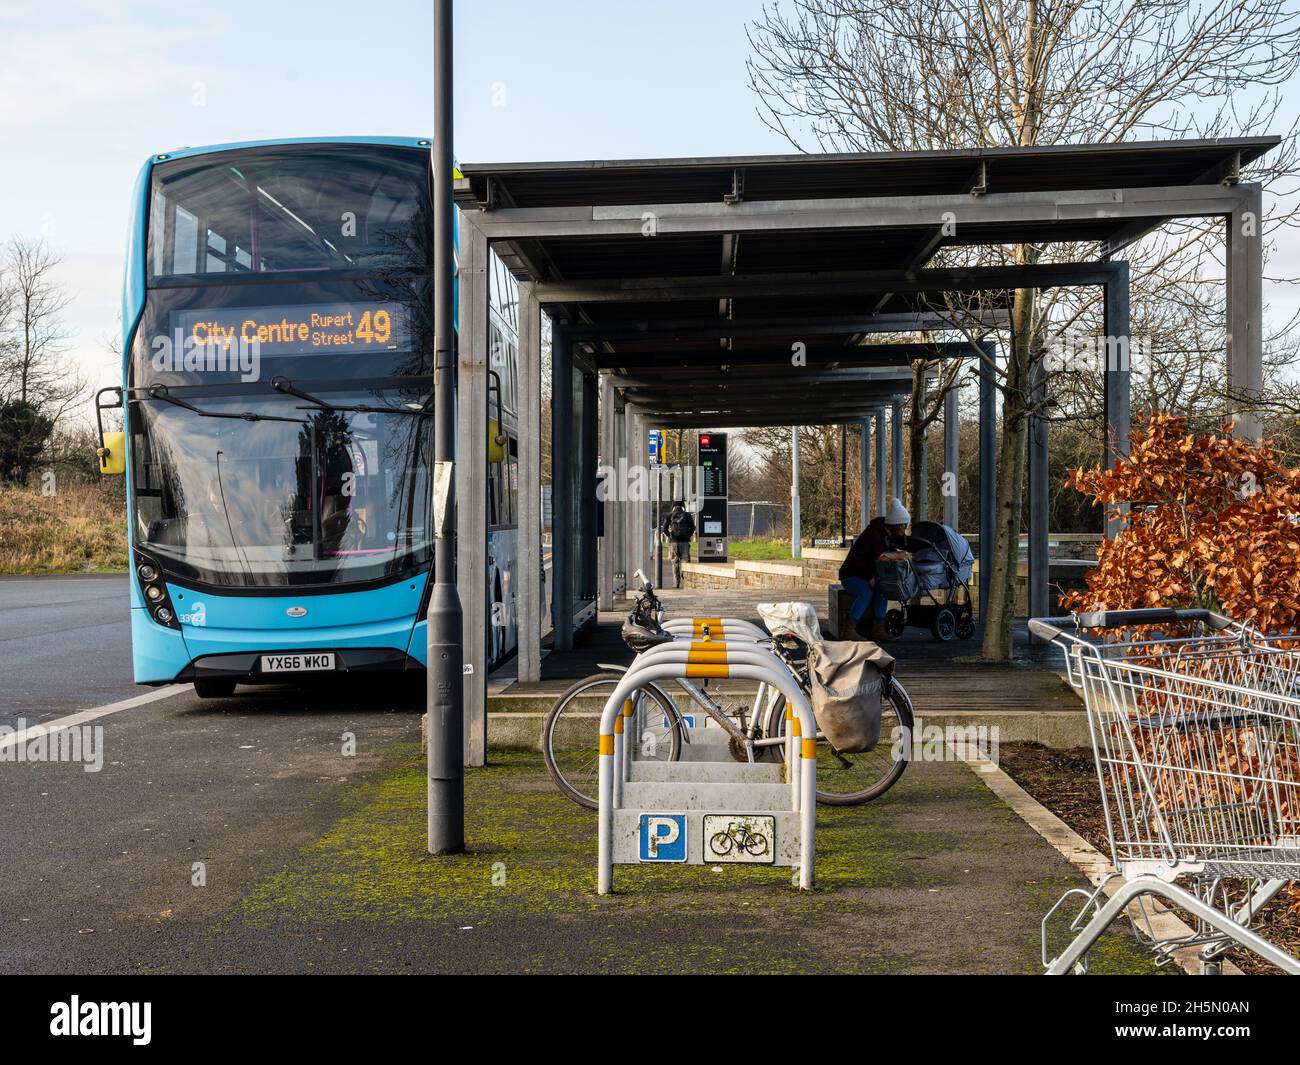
[427,0,464,855]
[890,398,903,505]
[943,385,959,529]
[978,342,997,624]
[790,426,801,558]
[858,418,870,531]
[655,467,664,587]
[839,423,847,546]
[1029,358,1050,627]
[873,408,886,517]
[1102,265,1132,539]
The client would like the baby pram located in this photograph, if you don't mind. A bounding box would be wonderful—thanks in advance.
[873,521,976,641]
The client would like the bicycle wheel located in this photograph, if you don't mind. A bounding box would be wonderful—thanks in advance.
[709,831,734,856]
[542,671,683,810]
[765,679,914,805]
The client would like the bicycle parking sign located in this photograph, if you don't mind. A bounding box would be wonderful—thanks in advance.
[703,814,776,864]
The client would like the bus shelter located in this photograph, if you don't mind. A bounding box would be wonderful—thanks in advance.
[452,137,1274,764]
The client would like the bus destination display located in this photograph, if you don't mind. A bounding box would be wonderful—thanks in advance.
[173,301,409,357]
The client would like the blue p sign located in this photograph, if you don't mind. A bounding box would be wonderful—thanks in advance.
[638,813,687,862]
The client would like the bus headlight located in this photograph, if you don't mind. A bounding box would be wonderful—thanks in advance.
[155,607,174,623]
[146,584,164,602]
[138,563,159,582]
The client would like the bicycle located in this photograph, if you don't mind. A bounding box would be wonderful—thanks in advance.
[542,572,913,810]
[709,820,770,858]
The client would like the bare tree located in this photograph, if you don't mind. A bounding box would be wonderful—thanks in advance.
[0,237,85,425]
[742,423,863,543]
[747,0,1300,659]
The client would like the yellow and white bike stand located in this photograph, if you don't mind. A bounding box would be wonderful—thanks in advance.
[596,628,818,893]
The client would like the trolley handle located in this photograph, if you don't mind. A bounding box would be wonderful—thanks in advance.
[1029,607,1233,643]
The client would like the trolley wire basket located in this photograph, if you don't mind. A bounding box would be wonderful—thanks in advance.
[1030,607,1300,975]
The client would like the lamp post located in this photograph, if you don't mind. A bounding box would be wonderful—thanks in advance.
[427,0,464,855]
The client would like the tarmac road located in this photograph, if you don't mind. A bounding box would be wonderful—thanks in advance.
[0,575,142,726]
[0,574,425,974]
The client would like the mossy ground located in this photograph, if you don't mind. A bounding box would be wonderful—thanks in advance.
[220,744,1171,974]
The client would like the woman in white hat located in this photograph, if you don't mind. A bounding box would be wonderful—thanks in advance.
[838,497,911,641]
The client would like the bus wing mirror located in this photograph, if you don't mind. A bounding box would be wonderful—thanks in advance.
[97,431,126,475]
[487,370,508,463]
[487,418,507,463]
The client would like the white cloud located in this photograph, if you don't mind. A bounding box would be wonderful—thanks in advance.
[0,14,223,130]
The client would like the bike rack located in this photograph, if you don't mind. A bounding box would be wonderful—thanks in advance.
[621,637,801,806]
[662,616,768,641]
[597,638,818,893]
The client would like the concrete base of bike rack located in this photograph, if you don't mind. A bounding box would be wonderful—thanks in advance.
[677,730,742,760]
[611,809,804,867]
[626,759,780,785]
[629,760,785,783]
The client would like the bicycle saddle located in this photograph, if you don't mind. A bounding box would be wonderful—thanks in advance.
[621,618,674,654]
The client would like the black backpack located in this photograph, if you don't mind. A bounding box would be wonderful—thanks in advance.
[667,509,694,541]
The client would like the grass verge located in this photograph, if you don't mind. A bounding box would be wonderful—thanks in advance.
[0,482,128,574]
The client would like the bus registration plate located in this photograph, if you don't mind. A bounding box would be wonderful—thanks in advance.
[260,653,336,673]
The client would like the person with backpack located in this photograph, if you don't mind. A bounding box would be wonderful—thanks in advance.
[660,501,696,588]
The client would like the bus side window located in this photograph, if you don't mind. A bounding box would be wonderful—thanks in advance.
[487,460,500,528]
[507,342,519,412]
[506,438,519,526]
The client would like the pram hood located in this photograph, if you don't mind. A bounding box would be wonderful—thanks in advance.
[909,521,975,584]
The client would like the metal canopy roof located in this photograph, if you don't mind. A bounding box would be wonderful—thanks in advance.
[459,137,1277,208]
[456,137,1277,427]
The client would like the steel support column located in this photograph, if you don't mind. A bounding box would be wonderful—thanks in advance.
[914,381,928,523]
[597,372,616,611]
[613,399,627,597]
[858,418,870,531]
[1103,264,1132,539]
[1227,185,1264,440]
[516,282,542,683]
[889,399,903,506]
[551,324,574,651]
[1028,358,1050,627]
[633,408,652,582]
[873,408,887,517]
[978,343,997,623]
[579,371,599,621]
[943,385,959,529]
[790,426,801,558]
[454,210,489,767]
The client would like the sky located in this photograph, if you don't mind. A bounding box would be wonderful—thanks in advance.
[2,0,1298,418]
[0,0,787,408]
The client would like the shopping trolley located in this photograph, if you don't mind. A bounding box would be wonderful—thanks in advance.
[1030,607,1300,975]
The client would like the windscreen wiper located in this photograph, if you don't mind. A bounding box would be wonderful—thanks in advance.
[271,376,432,417]
[137,385,307,424]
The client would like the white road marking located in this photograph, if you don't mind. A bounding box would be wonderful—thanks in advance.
[0,685,188,753]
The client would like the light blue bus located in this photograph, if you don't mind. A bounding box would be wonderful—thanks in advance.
[97,137,523,697]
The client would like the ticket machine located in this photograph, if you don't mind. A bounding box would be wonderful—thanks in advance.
[697,432,728,562]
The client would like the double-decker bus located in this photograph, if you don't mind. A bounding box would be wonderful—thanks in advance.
[96,137,522,697]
